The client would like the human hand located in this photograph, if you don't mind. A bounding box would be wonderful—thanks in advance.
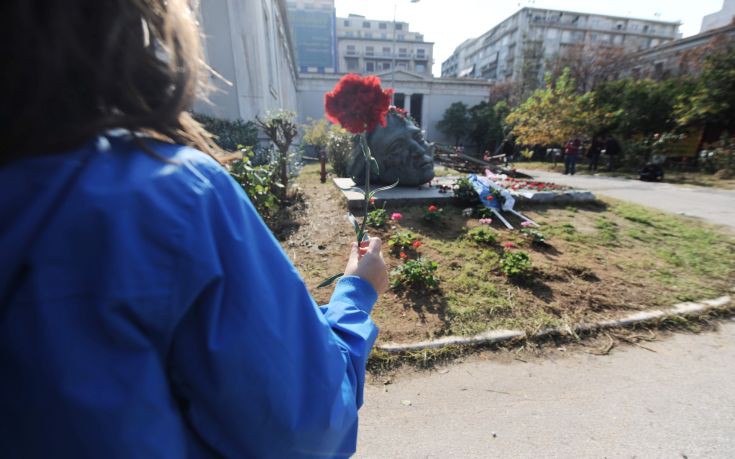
[344,237,389,295]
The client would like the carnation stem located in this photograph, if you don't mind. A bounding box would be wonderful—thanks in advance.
[359,134,371,243]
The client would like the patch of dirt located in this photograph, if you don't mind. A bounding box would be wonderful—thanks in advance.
[283,165,735,345]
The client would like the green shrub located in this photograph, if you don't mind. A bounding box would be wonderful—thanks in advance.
[467,226,497,245]
[327,129,354,177]
[391,258,439,289]
[193,113,258,151]
[227,147,280,219]
[366,208,388,228]
[499,251,532,278]
[520,228,546,245]
[388,231,417,253]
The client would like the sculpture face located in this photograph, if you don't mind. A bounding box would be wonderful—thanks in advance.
[348,112,435,186]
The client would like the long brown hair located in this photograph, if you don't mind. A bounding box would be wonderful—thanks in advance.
[1,0,218,162]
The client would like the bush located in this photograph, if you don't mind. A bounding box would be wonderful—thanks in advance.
[466,226,497,245]
[520,228,546,245]
[422,204,443,223]
[388,231,417,254]
[391,258,439,289]
[193,113,258,151]
[366,208,388,229]
[227,147,280,219]
[327,129,354,177]
[499,251,532,278]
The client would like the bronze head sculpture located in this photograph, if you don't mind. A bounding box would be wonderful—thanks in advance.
[347,109,435,187]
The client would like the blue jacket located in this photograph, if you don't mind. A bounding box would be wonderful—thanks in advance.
[0,134,379,458]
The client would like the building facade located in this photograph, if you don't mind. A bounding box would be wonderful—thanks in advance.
[297,70,490,145]
[441,7,680,84]
[286,0,338,74]
[194,0,299,122]
[622,23,735,80]
[336,14,434,76]
[701,0,735,33]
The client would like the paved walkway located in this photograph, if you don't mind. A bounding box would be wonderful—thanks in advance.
[356,321,735,458]
[519,169,735,231]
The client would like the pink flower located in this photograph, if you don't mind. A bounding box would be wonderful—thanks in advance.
[412,240,422,248]
[502,242,515,249]
[479,218,493,225]
[427,205,438,213]
[399,251,408,259]
[521,221,532,228]
[390,212,403,221]
[370,197,376,205]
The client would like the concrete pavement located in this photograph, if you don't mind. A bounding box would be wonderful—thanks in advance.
[356,321,735,458]
[519,169,735,230]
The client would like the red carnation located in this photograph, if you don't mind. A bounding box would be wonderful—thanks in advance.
[486,195,494,201]
[399,251,408,259]
[325,74,394,134]
[428,204,438,212]
[412,240,422,248]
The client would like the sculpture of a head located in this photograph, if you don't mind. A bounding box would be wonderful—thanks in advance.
[347,109,435,186]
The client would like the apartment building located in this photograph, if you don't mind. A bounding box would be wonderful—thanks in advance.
[286,0,337,74]
[337,14,434,76]
[441,7,680,83]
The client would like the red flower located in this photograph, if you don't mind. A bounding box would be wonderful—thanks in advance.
[486,195,494,201]
[390,105,408,117]
[370,197,376,204]
[399,251,408,259]
[502,242,515,249]
[428,204,438,212]
[325,74,394,134]
[412,240,422,248]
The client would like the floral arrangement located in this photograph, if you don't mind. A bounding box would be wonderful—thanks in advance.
[496,177,565,192]
[318,74,397,288]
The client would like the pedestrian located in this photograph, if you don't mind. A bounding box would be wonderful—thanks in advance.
[587,136,604,172]
[0,1,388,457]
[605,136,622,171]
[563,138,582,175]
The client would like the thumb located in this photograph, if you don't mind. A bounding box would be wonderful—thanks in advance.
[348,242,359,262]
[366,237,382,254]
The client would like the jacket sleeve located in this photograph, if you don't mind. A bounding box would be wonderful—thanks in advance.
[167,155,379,458]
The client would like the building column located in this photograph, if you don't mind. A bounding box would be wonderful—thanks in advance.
[404,93,411,116]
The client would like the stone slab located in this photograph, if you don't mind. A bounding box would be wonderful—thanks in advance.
[332,176,596,211]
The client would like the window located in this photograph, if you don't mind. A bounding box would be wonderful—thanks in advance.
[395,23,403,30]
[366,46,374,56]
[364,32,372,38]
[379,22,387,29]
[346,45,356,55]
[383,47,391,56]
[345,31,354,37]
[546,28,558,39]
[398,62,407,70]
[363,21,371,28]
[398,47,408,57]
[381,33,387,39]
[344,20,350,27]
[397,34,405,40]
[346,58,359,71]
[416,48,425,58]
[415,63,426,73]
[381,62,391,70]
[366,62,375,72]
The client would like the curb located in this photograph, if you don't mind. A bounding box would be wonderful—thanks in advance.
[377,295,733,353]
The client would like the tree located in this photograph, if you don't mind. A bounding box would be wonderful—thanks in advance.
[676,43,735,131]
[547,45,630,93]
[506,68,596,146]
[437,102,470,145]
[468,101,510,153]
[255,111,298,199]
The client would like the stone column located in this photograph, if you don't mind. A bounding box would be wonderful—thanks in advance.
[404,93,412,117]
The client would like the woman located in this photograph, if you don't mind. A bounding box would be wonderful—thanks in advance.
[0,1,388,457]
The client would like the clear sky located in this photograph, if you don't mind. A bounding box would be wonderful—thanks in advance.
[335,0,725,76]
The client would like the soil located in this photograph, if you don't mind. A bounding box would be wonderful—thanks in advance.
[278,165,735,345]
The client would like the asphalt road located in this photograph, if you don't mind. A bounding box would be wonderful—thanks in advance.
[356,321,735,458]
[518,169,735,231]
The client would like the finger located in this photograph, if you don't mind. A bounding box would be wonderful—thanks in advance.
[366,237,382,254]
[348,242,359,261]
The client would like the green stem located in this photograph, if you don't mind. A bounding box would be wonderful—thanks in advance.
[358,133,371,243]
